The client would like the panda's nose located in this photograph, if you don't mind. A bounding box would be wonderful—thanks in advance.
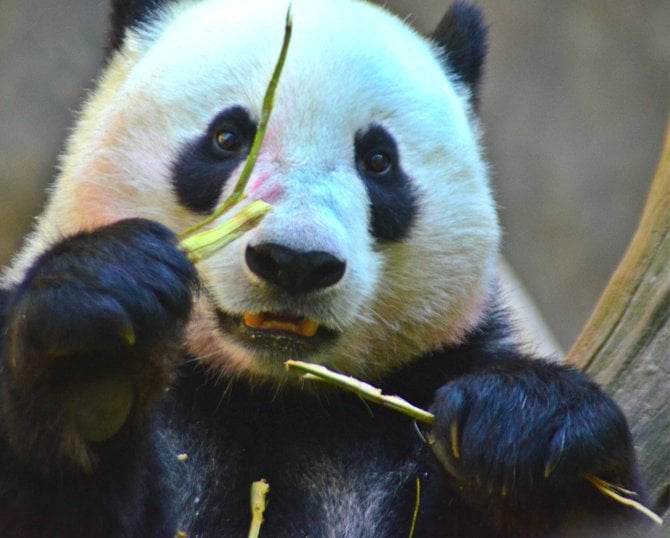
[245,243,346,295]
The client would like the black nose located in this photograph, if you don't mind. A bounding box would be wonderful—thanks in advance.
[245,243,346,295]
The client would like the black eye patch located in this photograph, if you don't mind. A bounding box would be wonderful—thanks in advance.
[172,106,257,214]
[354,125,418,242]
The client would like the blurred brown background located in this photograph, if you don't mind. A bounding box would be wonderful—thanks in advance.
[1,0,668,350]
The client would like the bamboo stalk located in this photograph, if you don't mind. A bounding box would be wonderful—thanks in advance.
[179,8,293,250]
[285,360,436,424]
[585,474,663,526]
[408,477,421,538]
[179,200,271,263]
[248,479,270,538]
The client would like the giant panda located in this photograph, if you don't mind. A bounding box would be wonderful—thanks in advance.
[0,0,650,536]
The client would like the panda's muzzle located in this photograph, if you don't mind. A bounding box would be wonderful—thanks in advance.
[212,242,344,356]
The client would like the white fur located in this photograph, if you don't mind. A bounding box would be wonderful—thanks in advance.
[4,0,500,382]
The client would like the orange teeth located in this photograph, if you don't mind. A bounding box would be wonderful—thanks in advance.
[243,313,265,329]
[243,313,320,338]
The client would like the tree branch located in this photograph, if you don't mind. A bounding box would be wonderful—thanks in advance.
[566,124,670,519]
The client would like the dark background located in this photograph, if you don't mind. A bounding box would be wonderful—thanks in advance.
[1,0,667,350]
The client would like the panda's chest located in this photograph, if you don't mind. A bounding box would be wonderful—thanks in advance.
[165,385,424,536]
[261,450,419,537]
[187,442,418,537]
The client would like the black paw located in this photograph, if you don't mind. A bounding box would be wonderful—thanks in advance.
[2,219,198,469]
[429,362,636,515]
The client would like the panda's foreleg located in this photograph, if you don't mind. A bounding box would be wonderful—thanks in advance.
[0,218,197,535]
[428,356,649,537]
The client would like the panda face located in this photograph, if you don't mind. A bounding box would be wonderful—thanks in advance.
[23,0,500,383]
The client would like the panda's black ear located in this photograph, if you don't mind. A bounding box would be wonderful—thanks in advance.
[432,2,488,109]
[108,0,170,53]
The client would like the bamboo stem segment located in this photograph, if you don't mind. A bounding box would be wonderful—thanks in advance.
[179,201,272,263]
[248,479,270,538]
[285,360,436,424]
[585,475,663,526]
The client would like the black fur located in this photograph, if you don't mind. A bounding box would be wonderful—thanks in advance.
[0,225,650,535]
[432,1,488,108]
[0,220,197,476]
[108,0,169,52]
[172,106,257,214]
[355,124,418,242]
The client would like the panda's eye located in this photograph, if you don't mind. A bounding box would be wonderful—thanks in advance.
[213,129,243,155]
[364,151,392,176]
[206,106,256,159]
[355,125,398,180]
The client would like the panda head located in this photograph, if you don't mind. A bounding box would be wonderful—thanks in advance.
[13,0,500,383]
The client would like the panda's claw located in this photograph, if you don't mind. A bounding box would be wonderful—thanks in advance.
[120,322,137,347]
[544,428,566,479]
[428,360,639,520]
[450,420,461,460]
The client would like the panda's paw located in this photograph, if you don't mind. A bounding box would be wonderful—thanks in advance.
[428,365,638,522]
[1,219,198,469]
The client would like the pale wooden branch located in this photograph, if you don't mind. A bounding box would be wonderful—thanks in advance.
[566,124,670,520]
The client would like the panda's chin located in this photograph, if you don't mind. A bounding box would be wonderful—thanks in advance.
[215,308,339,362]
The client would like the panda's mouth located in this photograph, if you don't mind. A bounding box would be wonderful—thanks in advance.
[215,309,339,357]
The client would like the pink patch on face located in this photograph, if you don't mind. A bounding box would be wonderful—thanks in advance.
[248,173,269,194]
[247,172,285,204]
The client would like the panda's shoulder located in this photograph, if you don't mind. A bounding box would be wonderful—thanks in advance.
[385,303,525,403]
